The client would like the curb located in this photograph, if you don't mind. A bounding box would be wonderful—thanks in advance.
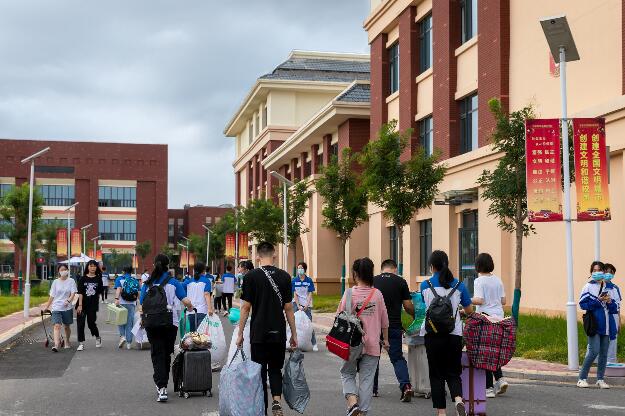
[0,306,48,350]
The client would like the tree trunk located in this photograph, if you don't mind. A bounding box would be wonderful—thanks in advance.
[512,216,523,325]
[397,225,404,276]
[341,239,347,295]
[292,243,297,277]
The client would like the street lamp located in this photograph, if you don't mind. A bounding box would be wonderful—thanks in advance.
[270,171,293,270]
[90,235,101,261]
[202,224,211,271]
[80,224,92,274]
[178,241,189,276]
[20,147,50,318]
[540,14,580,371]
[63,202,79,262]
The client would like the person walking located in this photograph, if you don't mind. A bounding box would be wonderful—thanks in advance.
[114,266,139,350]
[372,258,414,401]
[43,264,77,352]
[213,276,223,314]
[100,263,110,303]
[237,260,254,288]
[183,261,214,332]
[471,253,509,398]
[420,250,472,416]
[577,261,619,389]
[603,263,621,364]
[140,268,150,287]
[338,257,389,416]
[76,260,104,351]
[139,253,194,402]
[292,261,319,352]
[222,264,236,315]
[237,242,297,416]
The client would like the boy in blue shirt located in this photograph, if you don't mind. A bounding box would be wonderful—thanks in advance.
[291,262,318,351]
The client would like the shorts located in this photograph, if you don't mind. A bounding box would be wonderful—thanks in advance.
[51,310,74,325]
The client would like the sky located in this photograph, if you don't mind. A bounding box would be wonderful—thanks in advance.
[0,0,370,208]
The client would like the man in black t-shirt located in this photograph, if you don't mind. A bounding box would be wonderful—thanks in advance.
[237,242,297,416]
[372,259,415,402]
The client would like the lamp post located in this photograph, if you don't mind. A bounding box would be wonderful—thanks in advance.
[540,15,580,371]
[80,224,92,274]
[90,234,101,259]
[20,147,50,318]
[270,171,293,270]
[178,242,189,276]
[202,225,211,270]
[64,202,79,262]
[180,235,190,276]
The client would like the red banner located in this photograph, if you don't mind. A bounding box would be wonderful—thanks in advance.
[526,119,563,222]
[225,233,236,258]
[70,228,81,257]
[179,249,188,268]
[96,250,102,262]
[133,255,138,269]
[189,253,195,268]
[573,118,611,221]
[238,232,249,259]
[56,229,68,257]
[88,248,95,259]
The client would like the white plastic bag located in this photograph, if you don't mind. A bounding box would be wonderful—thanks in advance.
[286,310,314,352]
[227,318,251,366]
[219,349,264,416]
[131,312,148,344]
[197,314,227,366]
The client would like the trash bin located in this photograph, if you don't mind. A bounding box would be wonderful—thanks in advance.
[0,279,10,295]
[406,335,431,399]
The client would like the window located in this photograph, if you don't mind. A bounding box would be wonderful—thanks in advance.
[389,226,398,263]
[459,94,478,154]
[419,14,432,73]
[39,185,75,206]
[0,218,13,240]
[389,43,400,94]
[0,184,14,199]
[168,219,175,244]
[461,0,478,43]
[262,105,268,128]
[254,113,260,137]
[206,217,212,225]
[41,218,75,229]
[316,151,323,168]
[248,122,253,144]
[98,186,136,208]
[176,219,185,241]
[98,220,136,241]
[418,116,434,156]
[419,219,432,276]
[331,143,339,158]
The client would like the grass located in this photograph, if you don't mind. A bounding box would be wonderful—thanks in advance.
[312,294,342,313]
[0,295,49,318]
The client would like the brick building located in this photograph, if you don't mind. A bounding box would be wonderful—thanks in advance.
[167,204,232,245]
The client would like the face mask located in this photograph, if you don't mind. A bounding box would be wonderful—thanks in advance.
[59,270,69,278]
[591,272,604,281]
[603,273,614,281]
[297,268,305,276]
[236,273,243,279]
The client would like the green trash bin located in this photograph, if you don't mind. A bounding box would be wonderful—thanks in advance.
[0,279,10,296]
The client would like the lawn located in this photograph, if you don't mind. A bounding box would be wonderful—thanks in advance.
[0,296,49,318]
[312,294,342,313]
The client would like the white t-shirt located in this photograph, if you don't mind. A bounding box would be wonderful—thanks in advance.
[473,274,505,318]
[49,278,77,312]
[141,273,150,283]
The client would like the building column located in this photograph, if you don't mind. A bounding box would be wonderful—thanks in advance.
[310,144,320,175]
[259,149,266,197]
[246,161,253,200]
[300,151,308,179]
[235,171,241,206]
[290,158,298,182]
[252,154,258,200]
[399,5,419,160]
[322,134,332,166]
[370,33,389,140]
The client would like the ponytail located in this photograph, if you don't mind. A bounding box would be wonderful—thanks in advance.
[352,257,374,286]
[147,254,170,285]
[429,250,454,289]
[193,261,206,281]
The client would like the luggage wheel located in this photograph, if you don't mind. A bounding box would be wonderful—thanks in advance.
[178,391,183,398]
[184,392,190,399]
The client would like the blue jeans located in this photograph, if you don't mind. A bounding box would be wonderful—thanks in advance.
[293,303,317,346]
[117,304,135,343]
[373,327,411,392]
[579,334,610,380]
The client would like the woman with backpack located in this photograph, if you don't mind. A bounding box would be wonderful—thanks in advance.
[420,250,472,416]
[139,253,194,403]
[213,276,223,314]
[114,266,140,350]
[76,260,104,351]
[182,261,214,332]
[337,257,389,416]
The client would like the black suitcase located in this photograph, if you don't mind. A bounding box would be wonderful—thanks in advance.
[179,349,213,398]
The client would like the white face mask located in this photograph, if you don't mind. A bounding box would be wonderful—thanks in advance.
[297,268,305,276]
[59,270,69,278]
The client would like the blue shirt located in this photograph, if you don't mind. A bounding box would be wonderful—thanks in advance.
[222,273,236,294]
[183,276,212,314]
[292,275,315,307]
[419,273,472,337]
[139,272,187,305]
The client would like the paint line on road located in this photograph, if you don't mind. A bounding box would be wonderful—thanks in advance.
[587,404,625,411]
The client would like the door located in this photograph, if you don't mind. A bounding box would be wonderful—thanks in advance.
[458,210,478,295]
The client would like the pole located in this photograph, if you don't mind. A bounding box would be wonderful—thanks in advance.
[23,161,35,318]
[206,230,210,267]
[283,182,288,270]
[82,227,87,274]
[235,210,239,270]
[594,221,600,261]
[560,46,578,371]
[67,212,71,269]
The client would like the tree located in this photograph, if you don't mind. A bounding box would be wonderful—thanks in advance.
[316,148,369,294]
[0,183,44,277]
[134,240,152,271]
[278,180,313,275]
[107,249,132,274]
[361,121,446,276]
[188,233,207,265]
[242,197,283,246]
[159,243,179,270]
[38,223,58,274]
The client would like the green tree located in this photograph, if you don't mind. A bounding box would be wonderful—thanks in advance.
[0,183,44,276]
[361,121,446,276]
[159,243,179,270]
[134,240,152,271]
[242,197,283,246]
[278,180,313,275]
[316,148,369,294]
[37,223,58,274]
[188,233,207,265]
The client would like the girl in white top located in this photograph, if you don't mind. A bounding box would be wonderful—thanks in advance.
[43,264,77,352]
[471,253,509,398]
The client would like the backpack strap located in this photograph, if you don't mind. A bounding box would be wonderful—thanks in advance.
[356,289,376,318]
[345,288,353,317]
[260,267,283,305]
[157,274,172,288]
[426,279,442,299]
[445,281,461,300]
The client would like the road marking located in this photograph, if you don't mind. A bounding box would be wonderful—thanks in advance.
[587,404,625,410]
[201,412,219,416]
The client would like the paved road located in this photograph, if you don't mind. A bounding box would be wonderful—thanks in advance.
[0,307,624,416]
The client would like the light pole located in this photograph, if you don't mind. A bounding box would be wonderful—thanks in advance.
[270,171,293,270]
[180,235,190,276]
[64,202,79,261]
[178,242,189,276]
[20,147,50,318]
[80,223,92,274]
[541,15,580,371]
[90,235,101,261]
[202,225,211,270]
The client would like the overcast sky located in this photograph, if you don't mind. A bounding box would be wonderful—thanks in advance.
[0,1,370,207]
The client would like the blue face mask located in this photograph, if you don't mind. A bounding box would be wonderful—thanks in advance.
[297,268,305,276]
[591,272,604,281]
[603,273,614,281]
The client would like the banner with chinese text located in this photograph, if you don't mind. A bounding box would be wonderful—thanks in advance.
[70,228,81,257]
[96,250,102,262]
[526,119,563,222]
[238,233,249,259]
[189,253,195,268]
[133,255,138,269]
[179,249,188,268]
[573,118,611,221]
[88,249,94,259]
[56,229,68,257]
[225,233,236,258]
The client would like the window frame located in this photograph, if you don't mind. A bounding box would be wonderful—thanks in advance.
[419,14,433,73]
[459,94,478,154]
[389,225,398,264]
[461,0,478,44]
[388,42,400,94]
[418,116,434,156]
[419,219,433,276]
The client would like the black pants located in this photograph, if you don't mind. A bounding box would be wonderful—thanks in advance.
[223,293,233,311]
[101,286,108,301]
[77,307,99,342]
[146,325,178,389]
[251,343,286,414]
[424,334,463,410]
[486,368,503,388]
[214,296,222,311]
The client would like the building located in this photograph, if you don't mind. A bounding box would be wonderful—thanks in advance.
[0,138,167,277]
[167,204,232,245]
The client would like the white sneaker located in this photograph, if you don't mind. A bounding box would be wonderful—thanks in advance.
[596,380,610,389]
[118,337,126,349]
[312,344,319,352]
[577,379,589,388]
[486,387,496,398]
[95,337,102,348]
[496,379,509,395]
[157,387,168,402]
[126,343,132,350]
[77,343,84,351]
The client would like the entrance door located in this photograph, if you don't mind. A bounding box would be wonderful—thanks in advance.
[459,210,478,295]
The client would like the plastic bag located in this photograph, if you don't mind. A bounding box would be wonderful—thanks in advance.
[406,292,426,335]
[227,318,251,366]
[197,314,227,365]
[282,350,310,414]
[219,349,265,416]
[131,312,148,343]
[286,310,314,351]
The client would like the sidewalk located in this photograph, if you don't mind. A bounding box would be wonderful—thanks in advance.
[0,304,48,349]
[309,311,625,387]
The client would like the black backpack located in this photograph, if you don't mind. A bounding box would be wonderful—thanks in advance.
[425,279,460,335]
[141,275,172,329]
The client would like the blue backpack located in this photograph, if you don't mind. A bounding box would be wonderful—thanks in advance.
[121,276,140,301]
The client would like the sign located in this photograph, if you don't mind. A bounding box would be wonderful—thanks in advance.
[225,233,236,258]
[189,253,195,268]
[88,248,95,259]
[56,229,68,257]
[526,119,564,222]
[573,118,611,221]
[133,254,138,269]
[238,232,249,259]
[70,228,81,257]
[96,250,102,262]
[179,249,188,268]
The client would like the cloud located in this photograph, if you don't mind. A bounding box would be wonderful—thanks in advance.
[0,0,370,207]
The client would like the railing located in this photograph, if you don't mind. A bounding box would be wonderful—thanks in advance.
[98,199,137,208]
[100,233,136,241]
[43,198,76,207]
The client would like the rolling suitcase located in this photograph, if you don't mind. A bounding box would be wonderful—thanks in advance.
[461,352,486,416]
[179,349,213,398]
[407,336,431,398]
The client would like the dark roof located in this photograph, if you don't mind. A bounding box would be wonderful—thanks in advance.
[336,83,370,103]
[260,57,370,83]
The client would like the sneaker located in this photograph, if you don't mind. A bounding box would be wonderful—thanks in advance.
[400,384,413,403]
[312,344,319,352]
[372,391,379,398]
[126,343,132,350]
[95,337,102,348]
[486,387,496,398]
[577,379,589,388]
[51,346,58,353]
[596,380,610,389]
[496,379,509,395]
[157,387,168,402]
[346,404,360,416]
[271,400,283,416]
[118,337,126,349]
[77,343,84,351]
[455,400,467,416]
[63,343,71,349]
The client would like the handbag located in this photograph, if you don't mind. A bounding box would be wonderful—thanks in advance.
[326,288,375,361]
